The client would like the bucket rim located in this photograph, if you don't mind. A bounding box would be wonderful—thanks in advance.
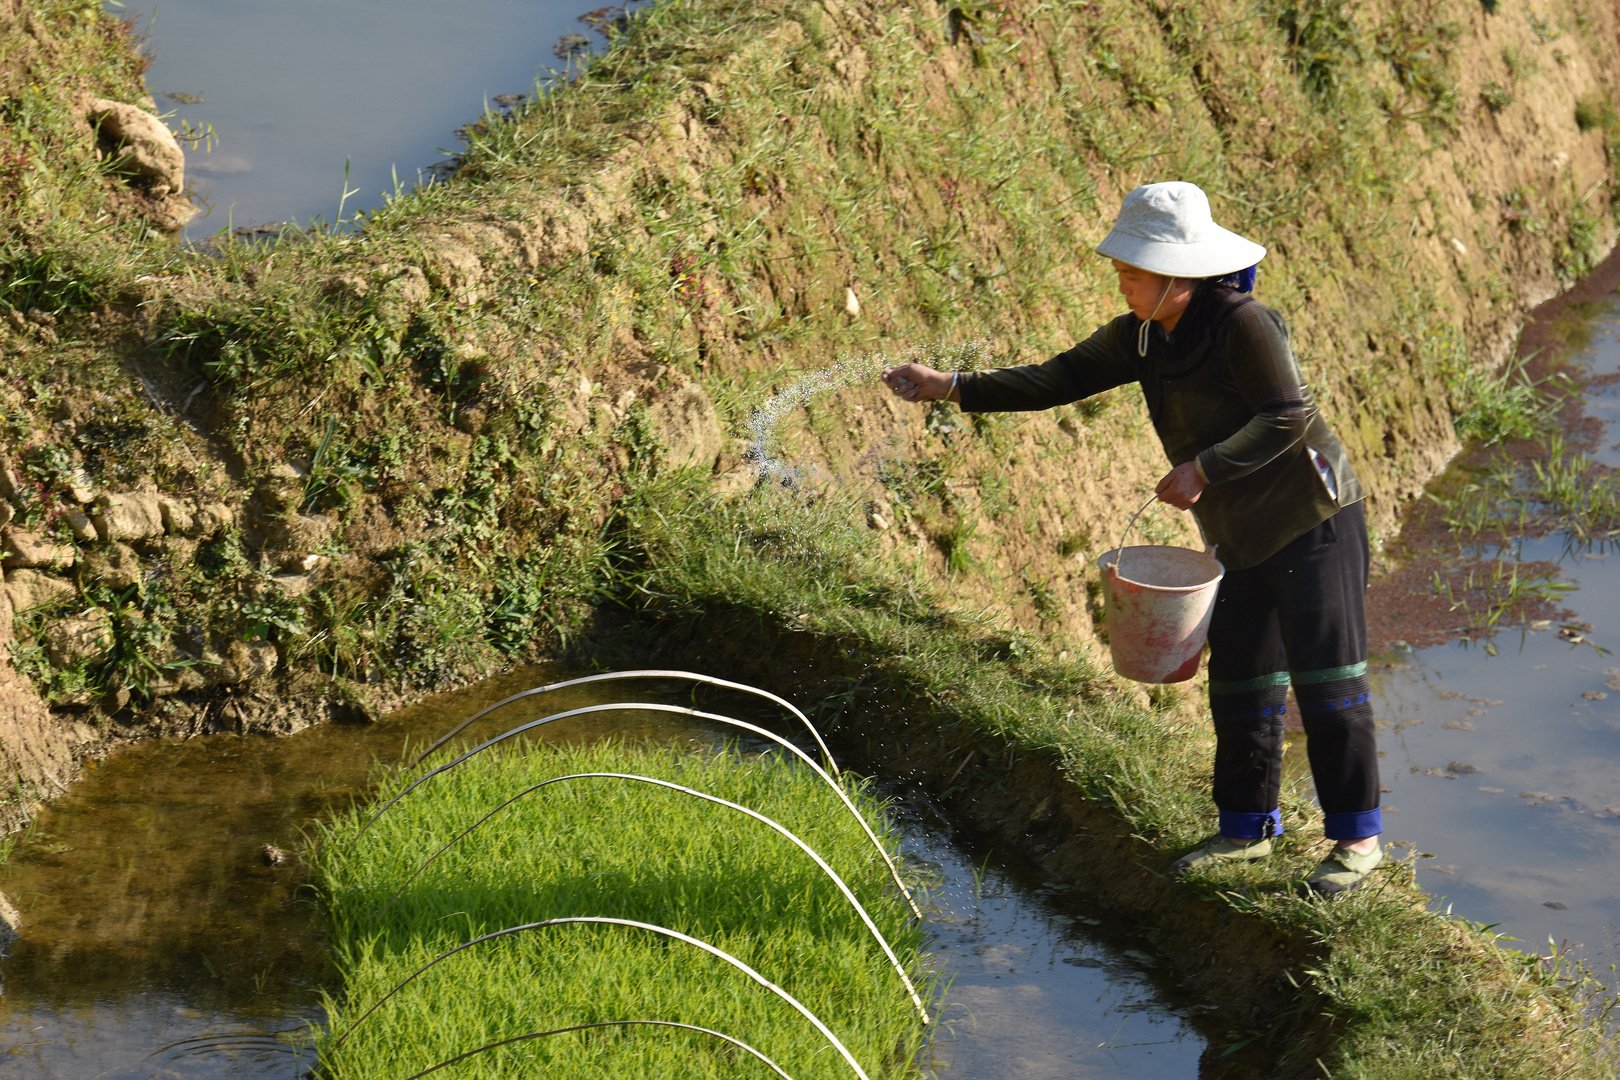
[1097,545,1225,591]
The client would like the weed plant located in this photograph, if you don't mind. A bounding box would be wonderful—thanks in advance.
[313,740,929,1079]
[1428,433,1620,543]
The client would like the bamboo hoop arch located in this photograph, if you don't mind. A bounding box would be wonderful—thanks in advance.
[411,670,836,775]
[346,702,922,920]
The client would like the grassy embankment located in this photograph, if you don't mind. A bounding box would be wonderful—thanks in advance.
[4,0,1620,1073]
[312,739,928,1079]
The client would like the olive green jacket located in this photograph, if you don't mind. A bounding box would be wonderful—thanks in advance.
[958,286,1364,570]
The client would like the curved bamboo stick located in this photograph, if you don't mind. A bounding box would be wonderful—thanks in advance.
[327,917,871,1080]
[375,771,929,1023]
[410,670,837,775]
[346,702,922,920]
[396,1020,797,1080]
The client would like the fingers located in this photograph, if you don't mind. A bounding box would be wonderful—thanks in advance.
[881,364,928,402]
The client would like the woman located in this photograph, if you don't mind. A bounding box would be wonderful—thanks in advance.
[881,181,1383,895]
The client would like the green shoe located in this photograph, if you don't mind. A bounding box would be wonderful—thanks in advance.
[1305,844,1384,896]
[1170,834,1272,875]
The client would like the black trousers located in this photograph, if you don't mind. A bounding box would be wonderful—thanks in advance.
[1205,501,1381,841]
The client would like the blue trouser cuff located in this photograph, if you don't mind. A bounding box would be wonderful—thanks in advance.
[1323,808,1382,840]
[1218,808,1283,840]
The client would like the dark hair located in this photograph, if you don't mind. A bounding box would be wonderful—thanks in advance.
[1208,264,1258,293]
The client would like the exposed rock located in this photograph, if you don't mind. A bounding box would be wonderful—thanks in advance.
[0,585,75,819]
[65,467,95,504]
[83,97,185,193]
[270,573,313,598]
[263,512,334,555]
[4,569,75,612]
[0,503,11,528]
[162,536,197,563]
[192,503,236,537]
[228,640,279,682]
[93,491,165,542]
[158,496,194,535]
[266,462,305,482]
[145,664,211,696]
[63,509,98,542]
[0,891,19,949]
[382,266,430,306]
[0,461,22,502]
[1,529,74,569]
[648,383,723,471]
[45,610,113,669]
[324,273,371,300]
[80,542,142,590]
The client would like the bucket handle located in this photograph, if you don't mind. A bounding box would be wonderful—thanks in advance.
[1109,493,1217,580]
[1108,494,1160,579]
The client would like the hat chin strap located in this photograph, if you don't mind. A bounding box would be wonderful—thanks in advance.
[1137,277,1176,358]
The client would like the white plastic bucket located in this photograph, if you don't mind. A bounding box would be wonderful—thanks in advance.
[1096,541,1225,684]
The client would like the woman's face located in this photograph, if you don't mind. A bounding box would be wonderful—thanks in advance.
[1112,260,1175,320]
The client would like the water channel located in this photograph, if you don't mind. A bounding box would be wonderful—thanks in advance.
[0,669,1205,1077]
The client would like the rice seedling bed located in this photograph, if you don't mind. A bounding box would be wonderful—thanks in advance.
[312,739,929,1079]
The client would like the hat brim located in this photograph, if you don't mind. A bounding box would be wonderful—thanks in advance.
[1096,223,1266,279]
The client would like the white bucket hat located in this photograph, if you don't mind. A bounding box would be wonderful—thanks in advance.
[1096,181,1266,278]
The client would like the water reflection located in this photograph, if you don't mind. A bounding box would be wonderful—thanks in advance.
[1369,293,1620,982]
[123,0,632,236]
[907,823,1202,1079]
[1371,548,1620,977]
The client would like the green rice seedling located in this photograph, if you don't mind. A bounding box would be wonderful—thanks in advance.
[354,701,918,916]
[371,771,929,1021]
[402,1019,796,1080]
[409,669,836,772]
[313,740,930,1079]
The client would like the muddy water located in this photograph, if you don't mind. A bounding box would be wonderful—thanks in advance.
[0,669,1202,1077]
[124,0,638,237]
[1369,293,1620,981]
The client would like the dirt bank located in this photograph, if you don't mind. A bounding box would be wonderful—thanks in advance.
[4,1,1618,805]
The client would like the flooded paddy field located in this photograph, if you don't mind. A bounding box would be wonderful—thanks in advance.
[1366,289,1620,987]
[122,0,641,236]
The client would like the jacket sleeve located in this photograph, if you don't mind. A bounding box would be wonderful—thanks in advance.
[957,315,1138,413]
[1194,305,1315,485]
